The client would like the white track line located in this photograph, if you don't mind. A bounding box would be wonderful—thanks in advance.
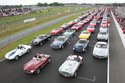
[0,58,5,62]
[77,76,96,82]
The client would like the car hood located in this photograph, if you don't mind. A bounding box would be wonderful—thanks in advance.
[93,48,108,56]
[5,49,19,58]
[59,60,80,74]
[80,34,89,37]
[52,41,64,46]
[24,59,42,70]
[74,43,86,48]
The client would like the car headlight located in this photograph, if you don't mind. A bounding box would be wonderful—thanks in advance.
[30,70,34,73]
[59,45,62,48]
[82,49,85,51]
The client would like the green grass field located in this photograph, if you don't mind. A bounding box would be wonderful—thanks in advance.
[0,7,90,39]
[0,14,81,59]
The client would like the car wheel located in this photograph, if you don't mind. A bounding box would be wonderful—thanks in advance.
[48,58,51,62]
[74,72,77,77]
[27,49,31,53]
[36,68,40,74]
[48,38,51,41]
[40,42,43,46]
[61,45,64,48]
[15,56,19,60]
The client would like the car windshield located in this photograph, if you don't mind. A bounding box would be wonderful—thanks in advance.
[38,36,44,39]
[74,24,79,27]
[88,26,94,28]
[96,44,107,48]
[17,45,25,49]
[82,31,89,34]
[78,40,87,44]
[56,37,65,41]
[99,32,107,35]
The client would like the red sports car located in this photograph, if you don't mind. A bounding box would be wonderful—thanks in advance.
[86,25,95,33]
[68,21,77,26]
[71,24,83,31]
[89,20,97,27]
[23,53,51,74]
[50,28,64,35]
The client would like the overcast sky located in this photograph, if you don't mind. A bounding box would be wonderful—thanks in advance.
[0,0,125,5]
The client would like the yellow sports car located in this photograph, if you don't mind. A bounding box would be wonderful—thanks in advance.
[79,30,91,39]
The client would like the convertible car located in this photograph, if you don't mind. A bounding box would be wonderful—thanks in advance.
[73,39,89,52]
[59,55,83,77]
[63,30,76,38]
[86,25,95,33]
[32,34,51,46]
[97,31,108,41]
[79,30,91,39]
[93,42,109,59]
[5,44,32,60]
[51,36,69,49]
[50,28,64,35]
[23,53,51,74]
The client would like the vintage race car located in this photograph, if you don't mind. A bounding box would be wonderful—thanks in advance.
[24,53,51,74]
[59,55,83,77]
[51,36,70,49]
[97,31,108,41]
[93,42,109,59]
[60,23,70,30]
[86,25,95,33]
[71,24,83,31]
[5,44,32,60]
[79,30,91,39]
[32,34,51,46]
[73,39,89,52]
[50,28,64,35]
[63,30,76,38]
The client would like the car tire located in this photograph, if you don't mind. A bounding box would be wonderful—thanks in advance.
[40,42,43,46]
[36,68,40,74]
[27,49,31,53]
[61,45,64,48]
[15,56,19,60]
[48,58,51,63]
[74,72,77,77]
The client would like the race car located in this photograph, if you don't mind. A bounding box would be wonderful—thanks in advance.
[97,31,108,41]
[77,20,86,26]
[50,36,70,49]
[23,53,51,74]
[68,21,77,26]
[60,23,70,30]
[86,25,95,33]
[63,30,76,38]
[71,24,83,31]
[5,44,32,60]
[93,42,109,59]
[50,28,64,35]
[79,30,91,39]
[89,19,97,27]
[32,34,51,46]
[59,55,83,77]
[73,39,89,52]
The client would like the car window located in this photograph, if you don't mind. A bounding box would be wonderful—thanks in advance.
[56,37,65,41]
[78,40,87,44]
[38,36,44,39]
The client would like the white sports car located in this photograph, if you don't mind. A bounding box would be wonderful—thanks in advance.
[93,42,109,59]
[97,31,108,41]
[59,55,83,77]
[5,44,32,60]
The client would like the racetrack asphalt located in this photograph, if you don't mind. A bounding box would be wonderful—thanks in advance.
[0,10,90,48]
[0,17,107,83]
[109,11,125,83]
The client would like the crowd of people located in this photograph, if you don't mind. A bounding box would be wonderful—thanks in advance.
[112,8,125,34]
[0,8,32,18]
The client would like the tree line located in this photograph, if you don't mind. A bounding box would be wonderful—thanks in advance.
[36,2,64,6]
